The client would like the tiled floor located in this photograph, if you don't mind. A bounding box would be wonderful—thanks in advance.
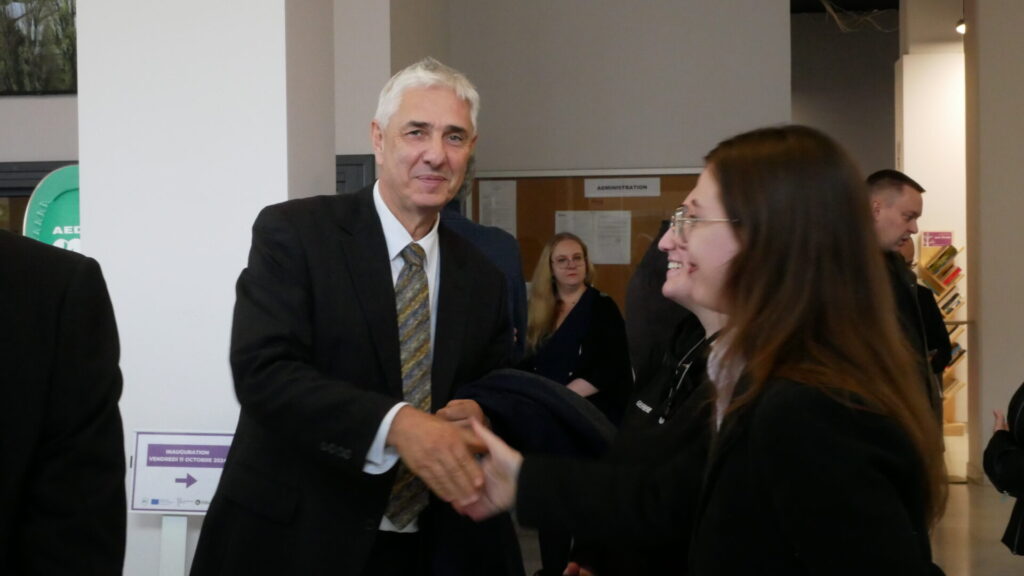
[932,483,1021,575]
[519,483,1023,575]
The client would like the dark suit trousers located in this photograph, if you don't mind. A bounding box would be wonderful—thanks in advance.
[363,530,426,576]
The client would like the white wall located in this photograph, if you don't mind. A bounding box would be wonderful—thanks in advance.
[791,12,899,175]
[2,3,384,161]
[334,0,390,154]
[3,2,792,174]
[449,0,791,173]
[897,53,966,268]
[902,0,964,55]
[77,1,332,573]
[964,0,1024,482]
[897,52,969,480]
[0,96,77,161]
[390,0,450,72]
[287,0,336,198]
[897,0,974,482]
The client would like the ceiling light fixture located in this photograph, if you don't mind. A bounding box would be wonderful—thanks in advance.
[955,18,966,35]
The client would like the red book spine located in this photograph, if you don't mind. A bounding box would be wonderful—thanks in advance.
[942,267,962,286]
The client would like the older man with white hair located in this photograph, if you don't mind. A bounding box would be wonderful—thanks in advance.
[192,58,519,576]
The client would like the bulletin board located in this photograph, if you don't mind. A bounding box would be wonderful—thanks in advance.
[471,174,699,310]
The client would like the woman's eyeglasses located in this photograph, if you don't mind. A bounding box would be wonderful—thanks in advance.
[551,254,585,268]
[670,205,739,239]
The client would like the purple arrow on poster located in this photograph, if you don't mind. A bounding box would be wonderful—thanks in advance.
[175,474,197,488]
[147,444,229,468]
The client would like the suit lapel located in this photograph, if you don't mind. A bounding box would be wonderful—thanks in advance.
[334,189,403,398]
[432,225,467,408]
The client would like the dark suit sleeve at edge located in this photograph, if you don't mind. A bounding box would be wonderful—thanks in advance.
[20,257,126,574]
[916,285,952,375]
[985,430,1024,495]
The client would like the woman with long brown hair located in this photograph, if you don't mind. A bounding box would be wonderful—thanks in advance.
[460,125,947,575]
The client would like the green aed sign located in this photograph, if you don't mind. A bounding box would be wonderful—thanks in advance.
[23,165,80,252]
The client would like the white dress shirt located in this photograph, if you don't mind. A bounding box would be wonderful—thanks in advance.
[363,182,441,532]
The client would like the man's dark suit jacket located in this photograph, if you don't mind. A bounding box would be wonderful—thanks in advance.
[190,188,517,575]
[441,207,527,361]
[885,251,942,422]
[0,230,126,575]
[916,284,952,376]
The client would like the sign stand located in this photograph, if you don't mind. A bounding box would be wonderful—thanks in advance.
[130,431,232,515]
[129,431,233,573]
[160,515,187,576]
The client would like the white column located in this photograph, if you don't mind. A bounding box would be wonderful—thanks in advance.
[897,0,969,480]
[964,0,1024,482]
[334,0,391,154]
[77,1,333,573]
[287,0,336,198]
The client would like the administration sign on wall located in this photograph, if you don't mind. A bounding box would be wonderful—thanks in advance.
[130,431,234,515]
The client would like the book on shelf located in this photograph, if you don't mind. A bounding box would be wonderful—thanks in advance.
[921,275,945,295]
[935,261,958,282]
[933,251,958,274]
[926,245,958,275]
[947,343,966,368]
[939,288,960,305]
[941,297,962,316]
[941,266,962,286]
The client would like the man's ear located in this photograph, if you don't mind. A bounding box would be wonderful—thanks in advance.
[371,121,384,163]
[870,198,882,217]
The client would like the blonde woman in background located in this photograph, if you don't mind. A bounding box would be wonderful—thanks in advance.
[518,232,632,576]
[521,232,632,424]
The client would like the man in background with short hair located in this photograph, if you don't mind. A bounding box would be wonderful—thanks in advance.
[867,169,942,423]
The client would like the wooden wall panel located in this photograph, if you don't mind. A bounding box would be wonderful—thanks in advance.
[472,174,698,310]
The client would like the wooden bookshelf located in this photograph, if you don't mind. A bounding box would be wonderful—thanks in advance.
[919,245,966,301]
[943,422,966,436]
[942,375,966,398]
[947,323,966,343]
[918,240,968,440]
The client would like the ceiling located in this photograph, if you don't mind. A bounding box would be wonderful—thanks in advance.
[791,0,900,14]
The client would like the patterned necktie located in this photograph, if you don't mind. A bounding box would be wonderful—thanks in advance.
[384,243,432,529]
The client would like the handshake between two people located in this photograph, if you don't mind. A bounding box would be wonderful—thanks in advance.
[386,399,522,521]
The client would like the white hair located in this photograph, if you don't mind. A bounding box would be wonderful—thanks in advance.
[373,57,480,132]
